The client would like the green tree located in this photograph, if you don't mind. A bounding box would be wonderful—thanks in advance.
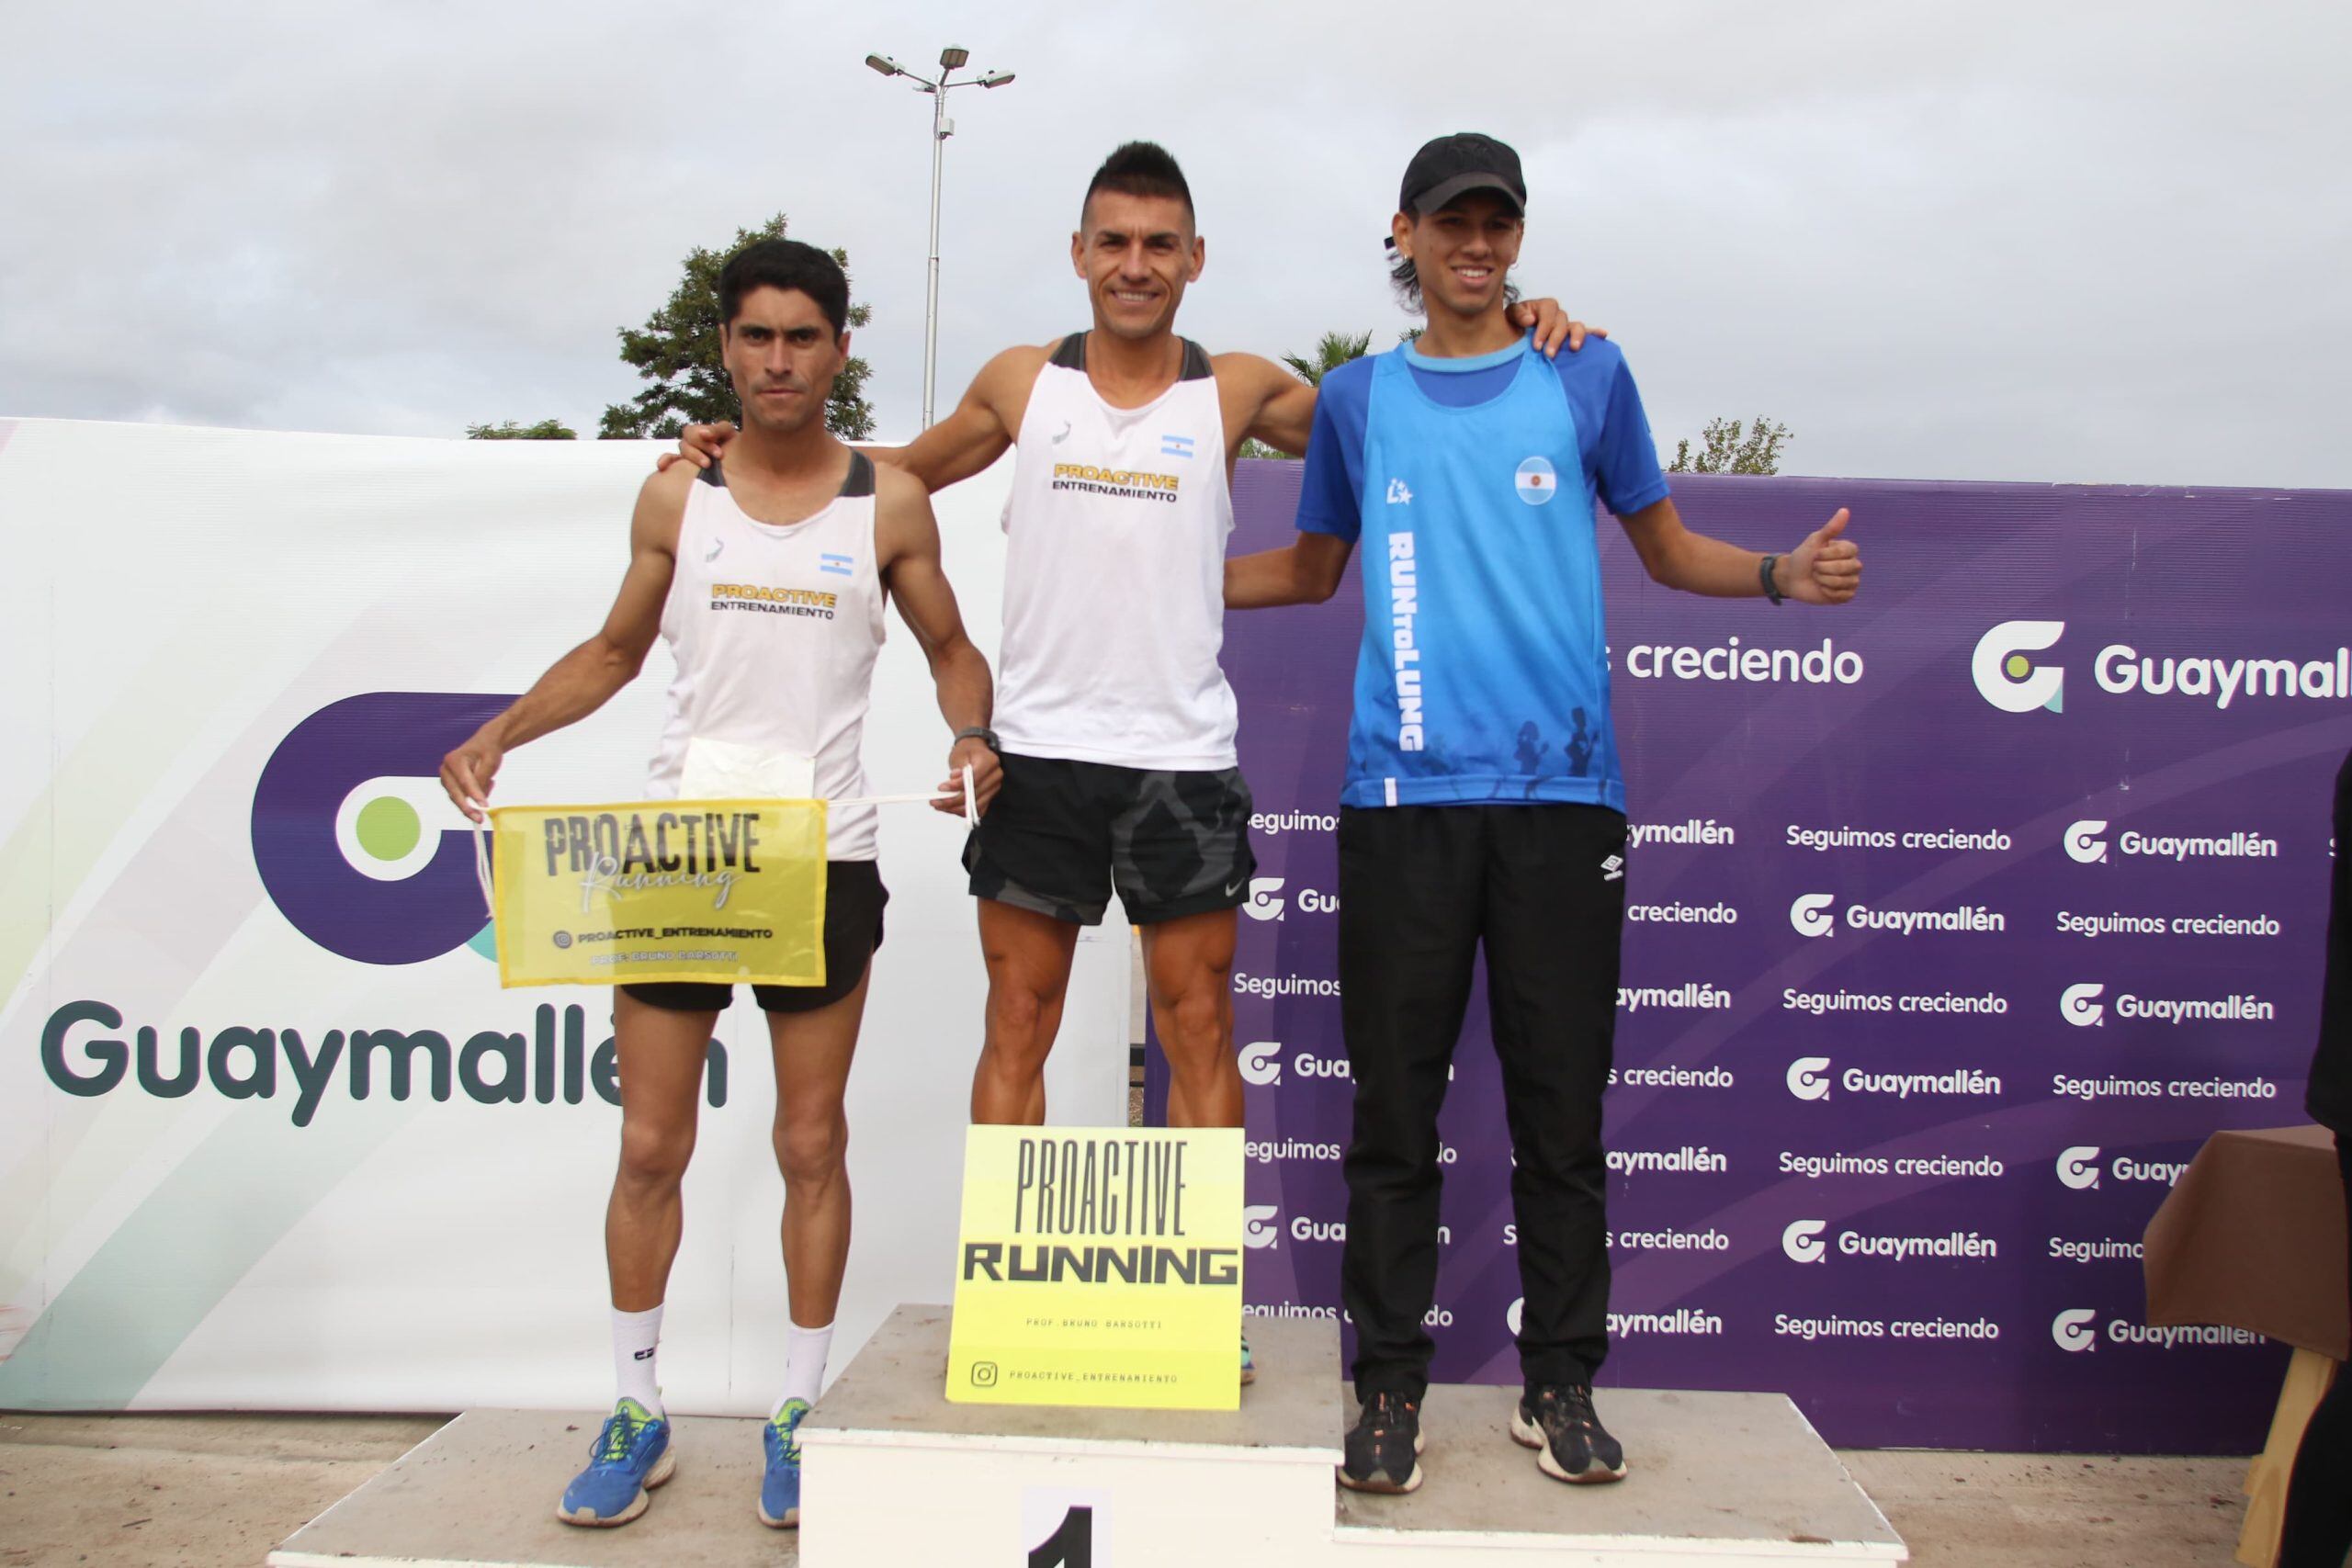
[1282,329,1374,388]
[1240,329,1378,458]
[598,214,876,442]
[466,418,576,440]
[1668,416,1792,476]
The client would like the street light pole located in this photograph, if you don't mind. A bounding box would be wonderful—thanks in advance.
[923,77,946,431]
[865,48,1017,431]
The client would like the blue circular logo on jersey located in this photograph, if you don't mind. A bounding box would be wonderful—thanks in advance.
[1515,456,1558,506]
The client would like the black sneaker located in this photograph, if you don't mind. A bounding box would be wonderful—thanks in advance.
[1338,1391,1425,1494]
[1510,1384,1626,1483]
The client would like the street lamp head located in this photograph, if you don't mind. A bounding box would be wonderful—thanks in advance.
[978,70,1015,87]
[938,45,969,69]
[865,53,901,77]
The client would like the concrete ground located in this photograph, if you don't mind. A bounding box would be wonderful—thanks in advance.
[0,1413,443,1567]
[0,1410,2254,1567]
[1841,1450,2249,1566]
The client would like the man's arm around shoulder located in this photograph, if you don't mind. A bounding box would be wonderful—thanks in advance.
[878,342,1055,494]
[1216,351,1318,458]
[662,343,1052,495]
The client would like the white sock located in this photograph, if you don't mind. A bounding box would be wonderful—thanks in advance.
[613,1304,664,1416]
[775,1319,834,1416]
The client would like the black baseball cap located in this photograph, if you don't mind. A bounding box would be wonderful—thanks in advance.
[1398,132,1527,219]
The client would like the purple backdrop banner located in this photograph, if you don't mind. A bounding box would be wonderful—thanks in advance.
[1147,461,2352,1452]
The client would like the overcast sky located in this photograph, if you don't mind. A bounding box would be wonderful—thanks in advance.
[6,1,2347,487]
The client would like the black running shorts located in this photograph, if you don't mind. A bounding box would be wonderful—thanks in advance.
[621,860,887,1015]
[964,752,1256,926]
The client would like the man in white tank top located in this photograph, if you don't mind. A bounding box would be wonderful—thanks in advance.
[438,241,1000,1535]
[673,145,1589,1382]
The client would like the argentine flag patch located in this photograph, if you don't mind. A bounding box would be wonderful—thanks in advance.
[1515,456,1558,506]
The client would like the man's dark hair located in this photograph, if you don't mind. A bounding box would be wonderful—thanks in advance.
[1389,245,1425,310]
[718,238,851,334]
[1083,141,1194,225]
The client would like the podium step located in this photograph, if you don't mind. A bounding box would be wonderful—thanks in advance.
[805,1301,1343,1457]
[798,1305,1902,1565]
[267,1409,795,1567]
[1335,1386,1905,1564]
[798,1303,1345,1564]
[269,1308,1905,1567]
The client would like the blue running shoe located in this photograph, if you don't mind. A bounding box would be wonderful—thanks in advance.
[1241,1333,1256,1385]
[759,1398,809,1529]
[556,1398,674,1527]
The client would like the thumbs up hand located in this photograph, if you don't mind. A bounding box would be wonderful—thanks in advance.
[1780,508,1860,605]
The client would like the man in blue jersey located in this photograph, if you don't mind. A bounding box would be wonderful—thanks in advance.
[1227,133,1860,1494]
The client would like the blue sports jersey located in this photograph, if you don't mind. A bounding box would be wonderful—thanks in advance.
[1295,333,1669,810]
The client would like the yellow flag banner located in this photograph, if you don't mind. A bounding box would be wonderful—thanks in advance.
[946,1126,1245,1410]
[483,799,828,988]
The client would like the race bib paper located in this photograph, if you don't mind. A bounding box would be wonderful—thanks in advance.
[947,1126,1244,1410]
[484,798,827,988]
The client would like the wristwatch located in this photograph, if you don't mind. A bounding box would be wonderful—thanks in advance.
[953,726,1001,753]
[1759,553,1785,606]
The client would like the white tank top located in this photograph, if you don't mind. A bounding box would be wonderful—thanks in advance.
[994,334,1238,771]
[645,453,886,860]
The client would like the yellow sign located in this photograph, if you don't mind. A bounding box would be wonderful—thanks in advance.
[484,799,828,988]
[946,1126,1244,1410]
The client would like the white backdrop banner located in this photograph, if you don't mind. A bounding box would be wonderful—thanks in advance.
[0,417,1128,1414]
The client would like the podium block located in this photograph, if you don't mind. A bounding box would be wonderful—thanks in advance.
[800,1303,1343,1564]
[269,1303,1905,1567]
[1335,1386,1907,1564]
[800,1304,1905,1566]
[268,1408,796,1567]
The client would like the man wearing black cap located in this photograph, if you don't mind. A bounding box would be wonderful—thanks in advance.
[1228,132,1861,1493]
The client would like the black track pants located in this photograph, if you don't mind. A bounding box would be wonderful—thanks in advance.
[1336,803,1626,1402]
[2278,1134,2352,1568]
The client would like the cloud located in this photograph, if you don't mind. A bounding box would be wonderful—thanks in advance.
[6,0,2346,484]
